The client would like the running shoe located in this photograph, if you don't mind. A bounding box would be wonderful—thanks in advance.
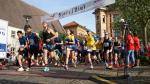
[90,65,94,69]
[64,65,69,70]
[43,67,50,72]
[17,67,24,71]
[25,68,30,71]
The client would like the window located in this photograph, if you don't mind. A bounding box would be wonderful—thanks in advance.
[11,30,15,38]
[102,15,106,23]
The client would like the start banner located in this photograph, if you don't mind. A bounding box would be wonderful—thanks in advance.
[42,0,115,22]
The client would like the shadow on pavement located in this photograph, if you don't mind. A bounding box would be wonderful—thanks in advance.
[0,79,39,84]
[29,69,98,80]
[98,75,150,84]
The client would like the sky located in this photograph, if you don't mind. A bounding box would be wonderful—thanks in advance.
[23,0,96,32]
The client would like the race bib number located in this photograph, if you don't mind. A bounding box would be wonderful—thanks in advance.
[104,42,109,47]
[87,46,92,52]
[29,39,35,45]
[84,46,87,50]
[114,47,118,50]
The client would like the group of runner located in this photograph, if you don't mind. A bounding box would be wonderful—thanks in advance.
[15,22,141,71]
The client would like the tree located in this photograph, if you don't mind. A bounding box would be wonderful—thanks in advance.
[59,33,66,41]
[110,0,150,45]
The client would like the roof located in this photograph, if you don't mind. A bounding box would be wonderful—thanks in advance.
[63,21,95,34]
[63,21,80,28]
[0,0,65,33]
[63,21,88,31]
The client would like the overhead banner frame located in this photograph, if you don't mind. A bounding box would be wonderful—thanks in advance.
[42,0,115,22]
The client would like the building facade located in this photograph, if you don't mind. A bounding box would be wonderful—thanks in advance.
[63,21,95,37]
[93,8,119,37]
[0,0,66,51]
[7,26,24,50]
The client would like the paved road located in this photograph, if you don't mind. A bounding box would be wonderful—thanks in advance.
[0,75,96,84]
[0,64,150,84]
[0,64,100,84]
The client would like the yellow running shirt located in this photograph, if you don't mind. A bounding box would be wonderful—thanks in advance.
[66,35,75,44]
[96,41,103,50]
[86,35,96,50]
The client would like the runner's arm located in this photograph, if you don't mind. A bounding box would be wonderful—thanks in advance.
[109,40,113,52]
[48,29,58,40]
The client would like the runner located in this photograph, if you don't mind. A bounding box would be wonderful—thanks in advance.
[64,29,76,70]
[95,36,103,63]
[24,25,39,71]
[120,39,125,67]
[80,38,87,64]
[76,38,84,64]
[85,31,96,69]
[54,34,63,66]
[41,22,58,71]
[36,32,44,66]
[16,31,28,71]
[71,31,77,68]
[113,37,121,67]
[103,33,113,69]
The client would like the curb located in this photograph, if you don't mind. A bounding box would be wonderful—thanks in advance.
[89,75,117,84]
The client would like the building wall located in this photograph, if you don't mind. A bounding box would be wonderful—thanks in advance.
[95,8,119,38]
[106,12,111,35]
[7,26,24,47]
[77,26,87,36]
[95,9,107,37]
[95,11,101,36]
[64,26,89,37]
[64,27,77,36]
[100,10,107,37]
[106,11,118,37]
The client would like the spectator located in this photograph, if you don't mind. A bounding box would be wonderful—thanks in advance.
[133,32,141,67]
[126,31,135,68]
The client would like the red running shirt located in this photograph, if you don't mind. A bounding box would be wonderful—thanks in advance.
[127,34,134,50]
[146,47,150,57]
[133,36,140,51]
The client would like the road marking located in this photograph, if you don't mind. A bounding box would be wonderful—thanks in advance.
[91,75,117,84]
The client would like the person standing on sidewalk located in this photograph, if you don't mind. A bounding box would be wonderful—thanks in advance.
[126,31,135,68]
[133,32,141,67]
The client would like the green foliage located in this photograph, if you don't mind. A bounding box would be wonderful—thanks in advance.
[38,31,43,39]
[113,15,122,30]
[140,56,150,66]
[112,0,150,39]
[77,36,84,43]
[59,33,66,41]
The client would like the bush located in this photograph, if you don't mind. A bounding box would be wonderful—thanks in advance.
[139,56,150,66]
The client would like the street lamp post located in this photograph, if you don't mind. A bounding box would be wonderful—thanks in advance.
[23,15,32,25]
[120,18,129,79]
[23,15,32,32]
